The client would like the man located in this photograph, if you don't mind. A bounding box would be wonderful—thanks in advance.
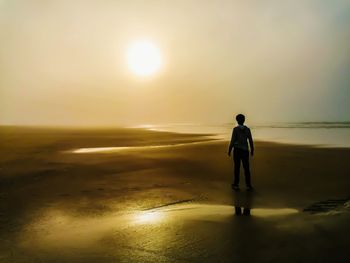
[228,114,254,191]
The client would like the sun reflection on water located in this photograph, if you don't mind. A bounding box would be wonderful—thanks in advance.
[252,208,298,217]
[134,211,164,224]
[19,204,300,251]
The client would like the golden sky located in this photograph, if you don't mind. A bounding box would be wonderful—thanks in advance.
[1,0,349,126]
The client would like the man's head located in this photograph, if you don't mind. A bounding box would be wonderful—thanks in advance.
[236,114,245,125]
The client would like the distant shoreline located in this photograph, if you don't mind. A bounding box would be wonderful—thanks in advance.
[1,124,350,148]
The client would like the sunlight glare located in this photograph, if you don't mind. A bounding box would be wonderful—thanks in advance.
[126,40,162,76]
[134,211,163,224]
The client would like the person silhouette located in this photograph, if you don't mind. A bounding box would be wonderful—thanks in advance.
[228,114,254,191]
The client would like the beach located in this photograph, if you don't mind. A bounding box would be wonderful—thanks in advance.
[1,126,350,262]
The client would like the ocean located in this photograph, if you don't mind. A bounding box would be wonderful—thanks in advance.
[132,122,350,147]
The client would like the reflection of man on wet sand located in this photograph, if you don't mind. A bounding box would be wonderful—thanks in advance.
[233,191,253,216]
[228,114,254,191]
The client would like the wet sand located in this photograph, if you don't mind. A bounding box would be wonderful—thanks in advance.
[1,126,350,262]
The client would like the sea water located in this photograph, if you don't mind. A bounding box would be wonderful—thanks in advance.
[132,122,350,147]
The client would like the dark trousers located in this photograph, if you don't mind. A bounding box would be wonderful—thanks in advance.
[233,148,251,187]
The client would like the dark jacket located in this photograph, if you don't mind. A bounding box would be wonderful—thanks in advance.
[229,125,254,152]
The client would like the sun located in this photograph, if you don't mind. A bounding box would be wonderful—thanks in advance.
[126,40,162,77]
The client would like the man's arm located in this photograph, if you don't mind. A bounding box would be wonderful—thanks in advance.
[248,128,254,156]
[228,129,235,156]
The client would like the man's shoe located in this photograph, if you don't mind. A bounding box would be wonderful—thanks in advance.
[246,186,254,191]
[231,184,240,191]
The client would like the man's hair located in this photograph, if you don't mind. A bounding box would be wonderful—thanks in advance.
[236,114,245,124]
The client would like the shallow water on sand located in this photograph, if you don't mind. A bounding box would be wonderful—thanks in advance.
[20,204,299,249]
[71,141,209,153]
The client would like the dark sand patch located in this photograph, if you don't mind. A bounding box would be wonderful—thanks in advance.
[303,198,350,214]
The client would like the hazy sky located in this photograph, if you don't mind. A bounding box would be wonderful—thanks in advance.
[1,0,349,126]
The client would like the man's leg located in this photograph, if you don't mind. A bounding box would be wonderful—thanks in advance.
[233,149,241,186]
[242,151,252,187]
